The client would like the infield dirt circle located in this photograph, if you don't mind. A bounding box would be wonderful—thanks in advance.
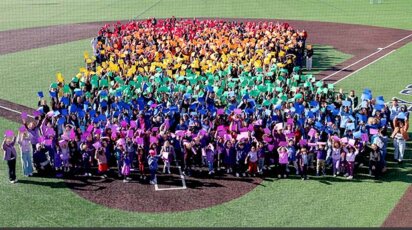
[0,18,411,217]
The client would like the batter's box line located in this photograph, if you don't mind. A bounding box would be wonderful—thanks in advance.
[154,165,187,191]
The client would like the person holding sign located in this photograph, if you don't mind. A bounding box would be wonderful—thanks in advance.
[391,113,409,165]
[17,127,33,177]
[160,141,174,174]
[3,131,18,183]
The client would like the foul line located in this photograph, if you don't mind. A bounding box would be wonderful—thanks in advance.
[0,105,34,118]
[322,33,412,81]
[154,165,187,191]
[333,49,397,85]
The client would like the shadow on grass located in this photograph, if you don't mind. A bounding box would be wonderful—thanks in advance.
[305,45,353,75]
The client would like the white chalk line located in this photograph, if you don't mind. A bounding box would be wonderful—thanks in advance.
[0,105,34,118]
[154,165,187,191]
[321,33,412,81]
[333,49,397,85]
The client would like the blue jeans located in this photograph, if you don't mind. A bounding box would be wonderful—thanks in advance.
[149,168,157,182]
[208,160,214,172]
[21,151,33,176]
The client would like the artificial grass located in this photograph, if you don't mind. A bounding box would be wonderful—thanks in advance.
[0,0,411,31]
[0,42,349,109]
[0,38,93,108]
[0,115,411,227]
[335,42,412,128]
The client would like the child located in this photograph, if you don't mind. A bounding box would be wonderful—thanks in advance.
[368,144,381,179]
[297,147,309,180]
[160,141,173,174]
[137,146,146,180]
[287,140,299,175]
[59,140,70,173]
[205,143,215,175]
[95,144,108,179]
[257,143,265,175]
[121,153,131,183]
[315,143,327,176]
[18,129,33,177]
[345,145,359,180]
[331,140,342,177]
[245,145,258,176]
[223,140,236,174]
[114,144,125,178]
[2,133,18,183]
[147,149,160,184]
[81,143,92,176]
[277,146,289,178]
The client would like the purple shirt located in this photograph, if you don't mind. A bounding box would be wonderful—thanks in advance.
[3,138,17,161]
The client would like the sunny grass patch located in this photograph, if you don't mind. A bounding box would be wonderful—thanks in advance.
[0,38,93,108]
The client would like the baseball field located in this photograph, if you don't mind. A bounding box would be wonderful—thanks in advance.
[0,0,411,227]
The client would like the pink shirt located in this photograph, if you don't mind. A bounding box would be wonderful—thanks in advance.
[279,150,289,164]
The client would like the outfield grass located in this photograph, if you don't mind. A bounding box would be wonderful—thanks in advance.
[336,42,412,128]
[0,0,411,31]
[0,38,93,108]
[1,115,411,227]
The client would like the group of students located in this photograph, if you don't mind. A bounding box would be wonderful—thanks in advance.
[2,18,409,185]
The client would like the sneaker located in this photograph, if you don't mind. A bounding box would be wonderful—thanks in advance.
[242,173,246,177]
[236,173,240,177]
[347,176,353,180]
[333,174,337,177]
[301,178,305,181]
[88,173,92,176]
[344,173,349,177]
[150,180,155,185]
[84,173,88,176]
[123,179,129,183]
[10,180,17,184]
[278,174,281,179]
[226,169,230,173]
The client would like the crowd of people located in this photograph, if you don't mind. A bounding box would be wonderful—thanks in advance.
[2,18,409,185]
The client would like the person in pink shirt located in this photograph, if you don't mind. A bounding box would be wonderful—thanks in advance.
[344,145,359,180]
[278,146,289,178]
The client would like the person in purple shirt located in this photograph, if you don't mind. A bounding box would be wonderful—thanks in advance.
[3,134,18,183]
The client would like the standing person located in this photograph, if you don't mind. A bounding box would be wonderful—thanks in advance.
[345,145,359,180]
[95,144,108,179]
[160,141,174,174]
[147,150,160,185]
[121,153,132,183]
[315,143,327,176]
[297,147,309,180]
[125,137,137,170]
[3,132,18,183]
[205,143,216,175]
[81,144,92,177]
[347,90,359,111]
[389,98,400,130]
[391,113,409,164]
[245,145,258,176]
[17,129,33,177]
[277,146,289,178]
[367,144,381,179]
[235,140,248,177]
[305,44,313,71]
[137,146,146,180]
[331,140,342,177]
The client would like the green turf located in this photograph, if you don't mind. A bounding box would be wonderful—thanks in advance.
[307,45,353,75]
[335,42,412,128]
[0,38,93,108]
[1,114,410,227]
[0,0,411,31]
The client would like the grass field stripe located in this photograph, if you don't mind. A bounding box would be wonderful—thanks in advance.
[333,49,397,85]
[0,105,34,118]
[322,33,412,80]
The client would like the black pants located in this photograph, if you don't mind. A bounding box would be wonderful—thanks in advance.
[300,165,308,179]
[7,159,16,181]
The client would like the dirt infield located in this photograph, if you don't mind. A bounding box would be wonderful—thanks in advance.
[65,167,262,212]
[0,18,411,215]
[381,185,412,227]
